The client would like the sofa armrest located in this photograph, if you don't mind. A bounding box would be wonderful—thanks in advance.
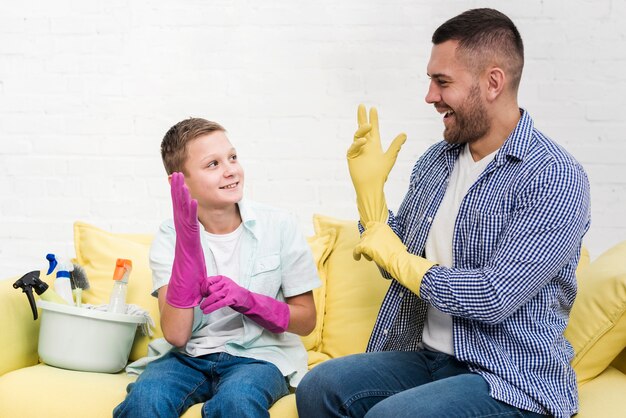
[0,276,41,376]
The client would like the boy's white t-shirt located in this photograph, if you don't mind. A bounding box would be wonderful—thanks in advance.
[422,144,498,355]
[186,224,246,355]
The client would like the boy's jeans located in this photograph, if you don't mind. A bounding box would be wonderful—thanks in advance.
[113,351,288,418]
[296,350,548,418]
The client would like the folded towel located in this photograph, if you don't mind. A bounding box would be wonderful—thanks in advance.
[82,303,156,336]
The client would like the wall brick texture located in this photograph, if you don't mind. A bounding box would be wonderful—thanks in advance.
[1,0,625,276]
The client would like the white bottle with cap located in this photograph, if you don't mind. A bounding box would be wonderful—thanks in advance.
[107,258,132,314]
[53,257,75,306]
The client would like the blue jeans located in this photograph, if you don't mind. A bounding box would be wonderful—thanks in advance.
[113,351,289,418]
[296,350,548,418]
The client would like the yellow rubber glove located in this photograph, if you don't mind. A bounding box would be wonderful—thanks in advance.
[347,104,407,226]
[354,222,436,297]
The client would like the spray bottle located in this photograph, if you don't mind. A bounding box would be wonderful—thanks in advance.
[13,270,69,320]
[107,258,132,314]
[46,254,75,305]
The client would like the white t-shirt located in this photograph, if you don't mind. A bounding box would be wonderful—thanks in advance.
[422,144,498,354]
[184,224,246,355]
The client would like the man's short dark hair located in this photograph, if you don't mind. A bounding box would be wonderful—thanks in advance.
[432,8,524,91]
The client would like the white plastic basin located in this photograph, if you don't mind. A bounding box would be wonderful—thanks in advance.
[37,300,146,373]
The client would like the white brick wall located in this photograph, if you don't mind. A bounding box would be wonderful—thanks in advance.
[1,0,625,277]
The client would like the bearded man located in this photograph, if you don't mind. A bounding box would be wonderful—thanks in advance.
[296,8,590,418]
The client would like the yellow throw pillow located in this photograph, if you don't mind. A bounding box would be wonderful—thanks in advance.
[73,222,161,361]
[577,246,590,274]
[566,241,626,384]
[610,347,626,374]
[301,230,335,352]
[314,214,390,359]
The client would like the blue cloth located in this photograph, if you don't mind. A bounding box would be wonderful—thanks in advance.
[114,351,289,418]
[296,350,547,418]
[365,110,590,417]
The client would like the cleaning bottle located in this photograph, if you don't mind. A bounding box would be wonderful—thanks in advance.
[107,258,132,314]
[47,254,75,305]
[13,270,69,320]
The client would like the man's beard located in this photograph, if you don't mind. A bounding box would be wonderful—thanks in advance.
[442,83,490,145]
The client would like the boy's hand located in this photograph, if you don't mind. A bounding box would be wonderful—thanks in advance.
[200,275,290,333]
[347,104,406,226]
[166,172,207,309]
[200,275,251,312]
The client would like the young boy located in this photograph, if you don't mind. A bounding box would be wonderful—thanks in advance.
[114,118,320,418]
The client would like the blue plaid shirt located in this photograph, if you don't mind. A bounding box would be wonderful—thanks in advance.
[366,109,590,418]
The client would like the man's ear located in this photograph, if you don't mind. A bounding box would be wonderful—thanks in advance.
[486,66,506,102]
[167,174,173,186]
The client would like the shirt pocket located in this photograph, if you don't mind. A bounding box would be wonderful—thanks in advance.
[461,210,510,267]
[248,254,282,296]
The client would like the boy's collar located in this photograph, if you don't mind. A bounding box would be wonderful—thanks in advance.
[236,199,259,236]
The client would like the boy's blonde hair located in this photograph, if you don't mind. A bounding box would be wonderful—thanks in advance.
[160,117,226,175]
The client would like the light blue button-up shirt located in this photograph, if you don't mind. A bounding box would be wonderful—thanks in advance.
[367,110,590,417]
[150,199,321,386]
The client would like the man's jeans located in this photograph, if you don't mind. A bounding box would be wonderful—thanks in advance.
[113,351,288,418]
[296,350,548,418]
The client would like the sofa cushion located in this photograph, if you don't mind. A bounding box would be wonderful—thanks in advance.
[576,366,626,418]
[566,241,626,383]
[300,230,335,352]
[577,246,590,273]
[313,214,390,359]
[73,222,162,361]
[178,392,296,417]
[611,347,626,374]
[267,394,298,418]
[0,364,135,418]
[0,276,41,375]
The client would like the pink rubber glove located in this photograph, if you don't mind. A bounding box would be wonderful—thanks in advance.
[166,172,207,308]
[200,275,290,334]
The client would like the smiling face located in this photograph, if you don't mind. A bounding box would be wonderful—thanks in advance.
[425,40,491,145]
[181,131,244,212]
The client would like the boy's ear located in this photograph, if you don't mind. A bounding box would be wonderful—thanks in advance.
[167,174,173,186]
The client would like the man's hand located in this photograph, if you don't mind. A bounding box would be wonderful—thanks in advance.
[165,172,207,309]
[347,104,407,225]
[354,222,435,297]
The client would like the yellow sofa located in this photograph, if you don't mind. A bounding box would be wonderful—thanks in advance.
[1,215,625,417]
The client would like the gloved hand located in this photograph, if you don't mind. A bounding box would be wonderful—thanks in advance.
[354,222,436,297]
[166,172,207,309]
[347,104,407,225]
[200,275,290,334]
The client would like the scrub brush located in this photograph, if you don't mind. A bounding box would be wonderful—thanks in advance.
[70,264,90,307]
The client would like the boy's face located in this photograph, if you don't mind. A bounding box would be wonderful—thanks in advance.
[181,131,244,210]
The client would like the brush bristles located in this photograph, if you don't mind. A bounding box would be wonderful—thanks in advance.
[70,264,90,290]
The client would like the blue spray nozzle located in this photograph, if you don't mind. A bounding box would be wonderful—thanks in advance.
[46,254,58,275]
